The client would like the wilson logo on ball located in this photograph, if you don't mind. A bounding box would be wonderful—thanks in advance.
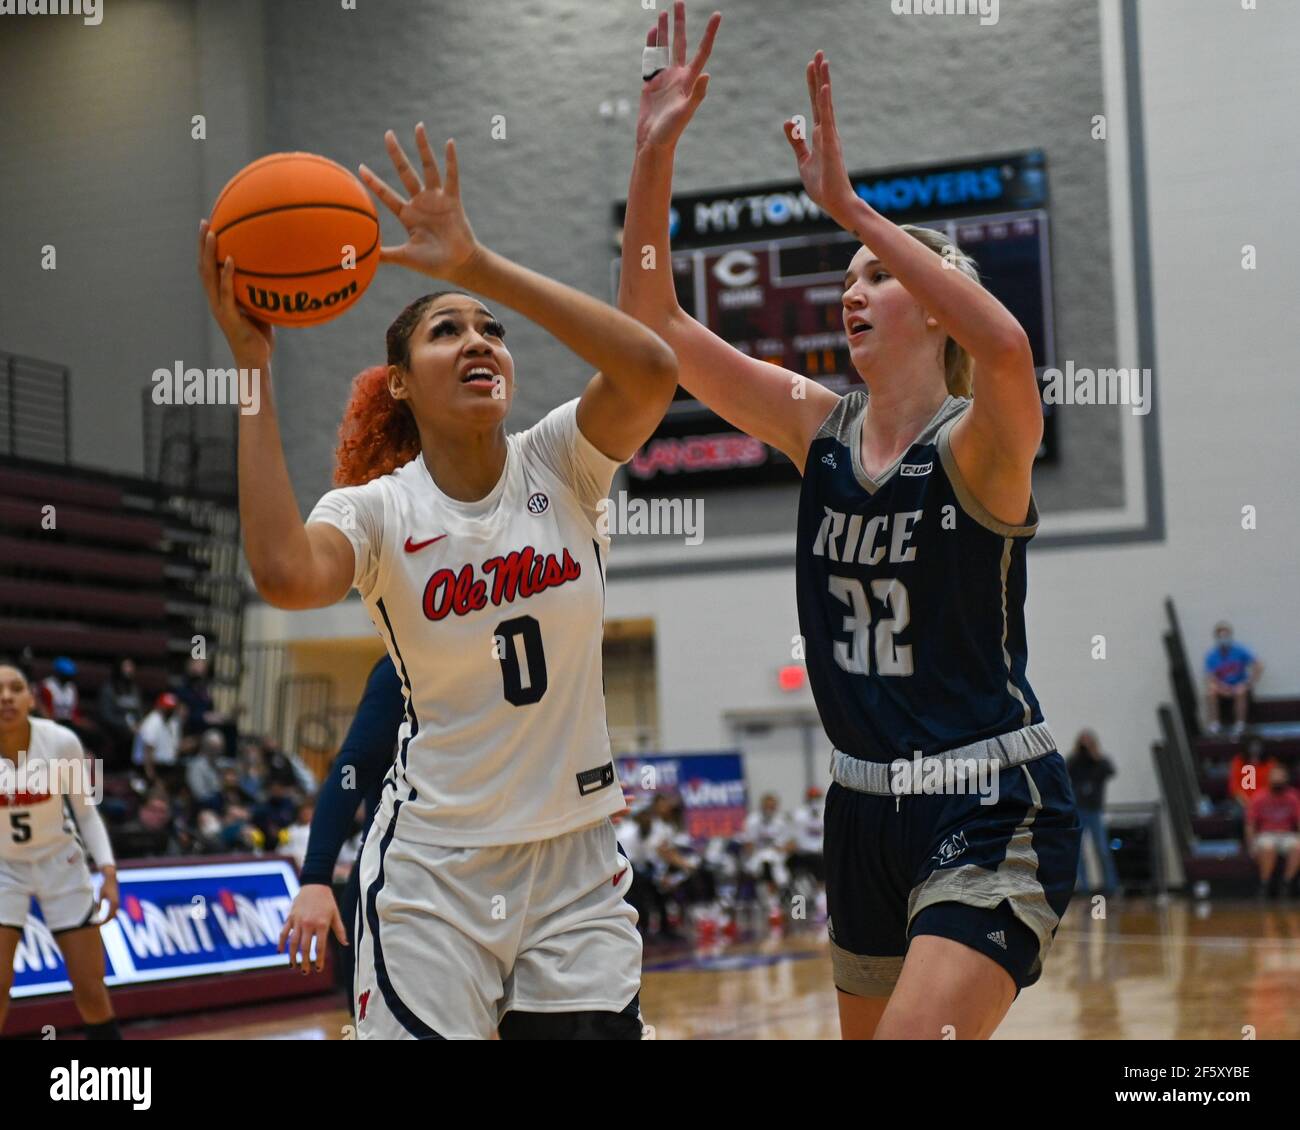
[244,280,359,316]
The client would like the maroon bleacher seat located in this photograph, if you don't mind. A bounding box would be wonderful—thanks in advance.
[0,534,166,582]
[0,618,173,660]
[0,497,162,547]
[0,468,123,510]
[0,577,167,620]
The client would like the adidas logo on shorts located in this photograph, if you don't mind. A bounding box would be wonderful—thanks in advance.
[986,929,1007,950]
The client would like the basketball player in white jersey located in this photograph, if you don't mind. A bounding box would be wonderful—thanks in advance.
[0,663,121,1039]
[198,125,676,1039]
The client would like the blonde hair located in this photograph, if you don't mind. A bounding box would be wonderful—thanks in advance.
[898,224,980,399]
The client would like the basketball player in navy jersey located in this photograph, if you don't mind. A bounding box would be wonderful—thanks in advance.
[620,4,1080,1038]
[199,125,677,1039]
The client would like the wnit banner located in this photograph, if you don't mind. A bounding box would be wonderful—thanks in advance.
[11,858,301,999]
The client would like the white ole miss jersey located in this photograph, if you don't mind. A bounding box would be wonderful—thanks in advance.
[308,398,625,848]
[0,717,115,865]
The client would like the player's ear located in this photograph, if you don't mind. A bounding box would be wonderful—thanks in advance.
[387,364,408,400]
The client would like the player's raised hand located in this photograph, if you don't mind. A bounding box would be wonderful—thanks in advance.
[279,883,348,975]
[360,124,482,283]
[636,1,721,151]
[197,219,274,371]
[784,52,860,231]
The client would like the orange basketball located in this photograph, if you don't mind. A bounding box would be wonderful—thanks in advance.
[209,152,380,328]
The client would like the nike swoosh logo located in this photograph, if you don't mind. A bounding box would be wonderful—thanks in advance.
[612,868,628,887]
[404,534,447,553]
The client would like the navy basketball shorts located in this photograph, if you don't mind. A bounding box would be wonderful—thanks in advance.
[825,746,1081,997]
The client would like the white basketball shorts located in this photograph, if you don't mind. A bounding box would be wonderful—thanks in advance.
[354,815,641,1039]
[0,841,97,933]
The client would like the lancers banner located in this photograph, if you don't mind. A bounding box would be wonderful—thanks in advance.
[616,752,748,839]
[11,858,301,999]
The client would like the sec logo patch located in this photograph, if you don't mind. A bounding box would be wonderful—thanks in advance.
[527,492,549,515]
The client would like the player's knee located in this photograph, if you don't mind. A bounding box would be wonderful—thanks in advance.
[68,975,108,1013]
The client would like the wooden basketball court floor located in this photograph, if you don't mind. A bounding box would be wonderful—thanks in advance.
[172,899,1300,1040]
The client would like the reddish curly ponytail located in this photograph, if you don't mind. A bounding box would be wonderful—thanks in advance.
[332,291,461,487]
[332,365,420,486]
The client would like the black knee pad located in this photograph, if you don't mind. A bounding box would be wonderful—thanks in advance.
[499,995,642,1041]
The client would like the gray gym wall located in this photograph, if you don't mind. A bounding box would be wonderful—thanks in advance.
[1,0,1118,534]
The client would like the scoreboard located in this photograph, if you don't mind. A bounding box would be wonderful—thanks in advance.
[612,152,1057,493]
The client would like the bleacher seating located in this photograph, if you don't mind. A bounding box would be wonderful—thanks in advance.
[1158,597,1300,895]
[0,458,240,712]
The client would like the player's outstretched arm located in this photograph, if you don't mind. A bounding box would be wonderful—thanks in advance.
[197,223,356,610]
[784,52,1042,470]
[359,125,677,463]
[621,2,839,472]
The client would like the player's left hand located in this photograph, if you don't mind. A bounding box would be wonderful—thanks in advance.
[279,884,348,975]
[359,124,482,283]
[783,52,860,231]
[636,2,721,152]
[93,869,120,926]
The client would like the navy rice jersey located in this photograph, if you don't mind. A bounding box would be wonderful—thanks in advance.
[797,390,1045,763]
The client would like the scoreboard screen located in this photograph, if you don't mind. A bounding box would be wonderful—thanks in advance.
[612,153,1057,493]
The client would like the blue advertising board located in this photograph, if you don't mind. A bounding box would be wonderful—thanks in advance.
[11,858,301,999]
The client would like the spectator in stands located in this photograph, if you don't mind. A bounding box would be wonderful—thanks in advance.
[38,656,99,750]
[213,766,263,852]
[236,738,267,799]
[1204,621,1263,737]
[38,656,80,724]
[1067,730,1120,896]
[281,802,315,871]
[259,737,317,797]
[741,792,794,905]
[185,727,228,807]
[232,739,296,847]
[97,657,143,771]
[132,692,183,787]
[137,788,177,853]
[113,783,177,858]
[642,794,704,938]
[789,786,827,919]
[662,798,715,914]
[167,783,200,855]
[257,773,304,848]
[616,803,665,937]
[1228,738,1278,817]
[176,656,238,754]
[1244,763,1300,898]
